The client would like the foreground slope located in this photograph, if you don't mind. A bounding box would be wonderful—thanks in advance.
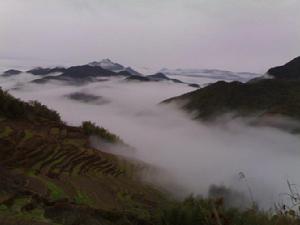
[1,88,300,225]
[0,88,164,225]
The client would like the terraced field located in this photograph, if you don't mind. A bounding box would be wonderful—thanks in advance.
[0,118,164,225]
[0,121,125,178]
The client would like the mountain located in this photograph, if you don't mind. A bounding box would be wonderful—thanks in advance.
[2,69,22,76]
[147,73,190,84]
[89,59,141,75]
[56,65,116,78]
[267,56,300,79]
[22,59,140,79]
[124,66,142,76]
[126,72,200,87]
[125,73,172,82]
[164,79,300,120]
[147,73,176,81]
[27,67,66,75]
[163,57,300,128]
[160,68,259,82]
[32,65,118,85]
[117,70,132,76]
[125,75,151,82]
[29,60,143,85]
[88,58,124,71]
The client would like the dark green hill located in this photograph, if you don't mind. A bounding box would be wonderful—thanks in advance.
[163,57,300,123]
[164,79,300,120]
[268,56,300,80]
[0,89,60,122]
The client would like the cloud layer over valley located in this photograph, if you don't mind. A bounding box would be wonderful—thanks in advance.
[1,72,300,209]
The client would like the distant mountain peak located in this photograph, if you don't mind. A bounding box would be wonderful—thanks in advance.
[2,69,22,76]
[88,59,142,76]
[27,67,66,75]
[88,59,124,71]
[148,73,168,80]
[101,58,113,63]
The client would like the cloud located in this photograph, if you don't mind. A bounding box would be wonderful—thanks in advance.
[4,74,300,209]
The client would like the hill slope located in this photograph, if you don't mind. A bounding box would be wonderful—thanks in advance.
[163,57,300,124]
[0,88,164,225]
[164,79,300,120]
[268,56,300,79]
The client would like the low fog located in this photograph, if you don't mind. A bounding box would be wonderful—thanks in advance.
[2,74,300,209]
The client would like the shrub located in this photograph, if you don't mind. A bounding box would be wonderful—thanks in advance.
[0,87,61,122]
[155,195,300,225]
[81,121,121,143]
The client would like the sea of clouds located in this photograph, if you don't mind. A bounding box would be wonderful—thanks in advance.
[1,67,300,209]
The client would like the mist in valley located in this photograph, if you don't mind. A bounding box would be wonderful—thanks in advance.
[0,73,300,209]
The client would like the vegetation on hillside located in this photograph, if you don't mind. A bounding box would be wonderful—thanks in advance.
[164,57,300,123]
[0,88,163,224]
[0,88,61,122]
[164,79,300,121]
[154,195,300,225]
[81,121,121,143]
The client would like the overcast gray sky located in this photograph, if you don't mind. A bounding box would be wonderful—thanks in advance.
[0,0,299,72]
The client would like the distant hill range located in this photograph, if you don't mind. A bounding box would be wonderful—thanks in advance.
[163,56,300,131]
[160,68,259,82]
[126,72,200,87]
[31,65,120,85]
[2,69,22,76]
[1,59,200,88]
[27,67,67,75]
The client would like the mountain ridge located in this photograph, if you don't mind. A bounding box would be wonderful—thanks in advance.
[163,56,300,130]
[267,56,300,79]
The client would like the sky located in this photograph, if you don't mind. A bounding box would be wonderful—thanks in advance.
[0,0,300,73]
